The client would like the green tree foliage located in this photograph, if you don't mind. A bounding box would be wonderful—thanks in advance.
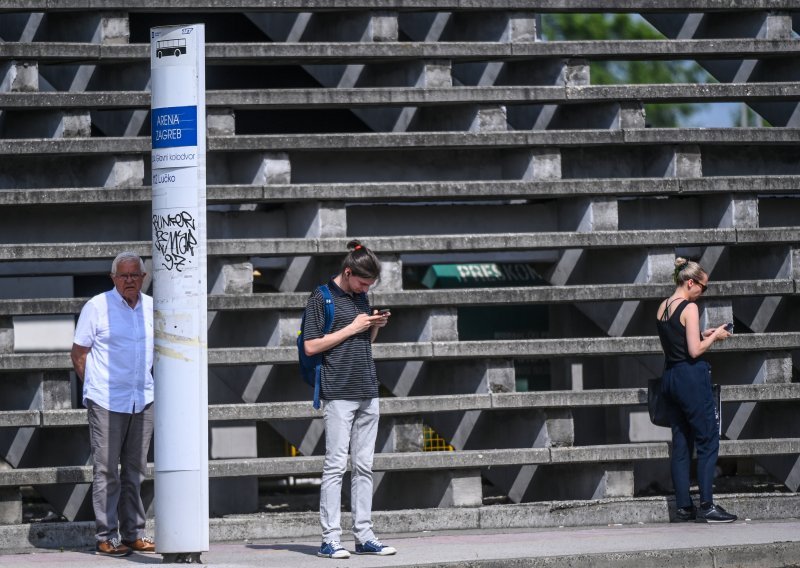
[542,14,708,127]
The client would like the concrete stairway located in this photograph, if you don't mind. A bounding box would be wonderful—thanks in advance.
[0,0,798,540]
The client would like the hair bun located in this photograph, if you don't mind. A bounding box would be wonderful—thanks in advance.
[674,257,688,269]
[346,239,363,252]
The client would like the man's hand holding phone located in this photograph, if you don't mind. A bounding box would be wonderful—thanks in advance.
[371,308,391,328]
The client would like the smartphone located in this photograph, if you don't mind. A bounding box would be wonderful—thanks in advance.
[724,322,734,333]
[377,308,391,315]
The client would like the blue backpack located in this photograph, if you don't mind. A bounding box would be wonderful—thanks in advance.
[297,285,334,409]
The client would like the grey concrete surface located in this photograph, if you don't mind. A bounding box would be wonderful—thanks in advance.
[1,520,799,568]
[0,278,796,316]
[2,128,800,157]
[3,0,800,13]
[2,39,800,63]
[4,332,800,372]
[4,435,799,484]
[4,228,800,262]
[5,83,800,111]
[1,177,798,207]
[0,382,795,428]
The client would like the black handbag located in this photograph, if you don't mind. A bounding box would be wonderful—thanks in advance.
[647,377,671,427]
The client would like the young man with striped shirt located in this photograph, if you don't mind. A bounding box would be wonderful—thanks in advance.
[301,240,397,559]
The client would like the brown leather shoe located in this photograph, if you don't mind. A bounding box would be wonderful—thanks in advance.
[96,538,132,557]
[123,537,156,554]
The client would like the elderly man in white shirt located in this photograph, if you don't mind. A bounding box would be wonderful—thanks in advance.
[71,252,156,557]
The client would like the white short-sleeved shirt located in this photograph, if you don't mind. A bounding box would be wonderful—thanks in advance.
[74,288,154,413]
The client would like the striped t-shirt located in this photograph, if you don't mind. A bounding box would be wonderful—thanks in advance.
[302,279,379,401]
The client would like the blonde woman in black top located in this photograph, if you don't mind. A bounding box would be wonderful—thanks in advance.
[656,257,736,523]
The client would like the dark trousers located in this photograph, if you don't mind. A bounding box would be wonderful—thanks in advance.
[661,360,719,508]
[86,399,154,542]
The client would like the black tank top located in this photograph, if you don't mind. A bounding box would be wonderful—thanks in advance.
[656,299,699,365]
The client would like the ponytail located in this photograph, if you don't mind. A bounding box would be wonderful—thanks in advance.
[341,240,381,280]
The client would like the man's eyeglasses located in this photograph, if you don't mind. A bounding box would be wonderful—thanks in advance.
[115,273,144,281]
[693,279,708,293]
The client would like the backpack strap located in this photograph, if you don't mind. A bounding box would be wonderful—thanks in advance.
[319,284,334,333]
[313,284,335,409]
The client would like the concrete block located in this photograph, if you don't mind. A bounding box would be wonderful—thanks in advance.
[508,13,539,42]
[371,256,402,293]
[421,61,452,88]
[207,108,235,137]
[628,410,672,443]
[40,371,73,411]
[522,149,562,180]
[565,60,590,86]
[0,462,21,525]
[97,13,130,44]
[731,195,759,228]
[545,410,574,447]
[441,469,482,508]
[12,316,74,353]
[673,145,703,178]
[486,360,515,394]
[382,416,423,453]
[56,112,92,138]
[474,105,507,132]
[0,62,38,92]
[426,308,458,342]
[371,11,398,42]
[103,157,144,188]
[647,249,676,283]
[0,488,22,525]
[591,199,619,231]
[0,318,12,353]
[593,463,634,499]
[620,102,646,129]
[209,259,253,295]
[764,352,793,384]
[700,300,733,330]
[278,313,302,346]
[762,13,793,39]
[210,421,258,459]
[230,152,291,185]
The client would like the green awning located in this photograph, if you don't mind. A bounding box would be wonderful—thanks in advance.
[421,263,545,289]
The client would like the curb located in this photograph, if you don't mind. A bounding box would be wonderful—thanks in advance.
[403,541,800,568]
[1,493,798,552]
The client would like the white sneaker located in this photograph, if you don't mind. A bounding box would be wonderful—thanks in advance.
[355,540,397,555]
[318,541,351,559]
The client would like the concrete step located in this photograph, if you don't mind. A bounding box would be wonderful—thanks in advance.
[0,494,799,553]
[2,0,797,14]
[1,440,799,486]
[1,176,799,207]
[1,384,793,427]
[2,128,799,156]
[3,332,800,370]
[1,228,799,261]
[3,82,800,110]
[0,280,795,316]
[2,39,799,64]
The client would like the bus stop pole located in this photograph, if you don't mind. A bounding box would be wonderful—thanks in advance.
[150,24,209,563]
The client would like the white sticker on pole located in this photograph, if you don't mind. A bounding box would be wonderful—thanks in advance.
[151,26,200,170]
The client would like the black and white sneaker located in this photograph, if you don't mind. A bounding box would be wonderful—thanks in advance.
[696,503,737,523]
[674,506,696,522]
[355,540,396,555]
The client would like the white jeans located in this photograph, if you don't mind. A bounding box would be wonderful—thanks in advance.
[320,398,379,544]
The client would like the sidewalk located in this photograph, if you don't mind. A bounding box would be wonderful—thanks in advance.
[2,519,799,568]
